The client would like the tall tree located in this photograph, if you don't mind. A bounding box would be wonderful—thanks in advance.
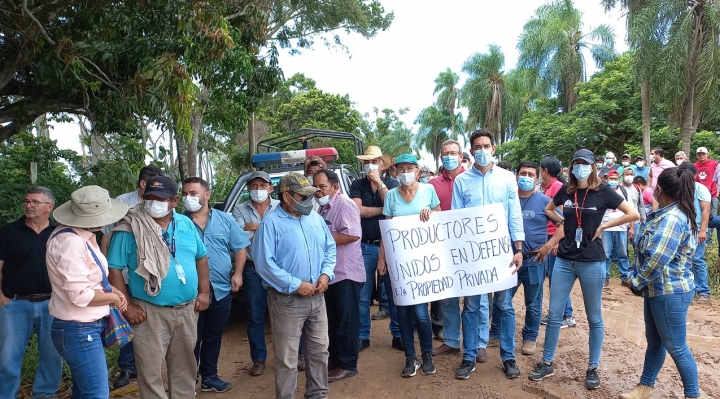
[517,0,615,112]
[461,44,508,144]
[414,105,459,168]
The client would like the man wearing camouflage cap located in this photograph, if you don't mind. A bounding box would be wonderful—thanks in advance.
[252,172,337,399]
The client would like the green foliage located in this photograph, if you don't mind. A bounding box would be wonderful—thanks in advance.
[0,133,81,224]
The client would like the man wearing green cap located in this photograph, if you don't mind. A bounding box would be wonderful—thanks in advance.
[252,172,337,399]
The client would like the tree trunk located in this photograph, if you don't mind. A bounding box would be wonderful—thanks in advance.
[197,150,204,179]
[187,85,210,177]
[248,112,256,170]
[679,85,695,155]
[176,130,188,180]
[34,114,49,138]
[641,80,651,159]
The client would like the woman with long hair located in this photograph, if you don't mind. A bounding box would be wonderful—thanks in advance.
[619,166,700,399]
[531,149,639,389]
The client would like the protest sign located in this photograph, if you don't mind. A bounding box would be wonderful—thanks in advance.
[379,203,517,306]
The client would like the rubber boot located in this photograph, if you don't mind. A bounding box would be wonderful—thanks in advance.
[618,384,653,399]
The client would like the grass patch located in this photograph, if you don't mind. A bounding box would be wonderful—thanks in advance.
[19,333,119,398]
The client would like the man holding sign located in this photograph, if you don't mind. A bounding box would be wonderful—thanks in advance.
[451,130,525,380]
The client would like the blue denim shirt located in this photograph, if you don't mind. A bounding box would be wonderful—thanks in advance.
[251,206,336,293]
[451,164,525,242]
[184,209,250,301]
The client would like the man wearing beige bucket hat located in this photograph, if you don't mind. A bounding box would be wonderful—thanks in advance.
[348,146,401,352]
[46,185,129,397]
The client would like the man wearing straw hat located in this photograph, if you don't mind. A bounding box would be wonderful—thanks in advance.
[107,176,210,399]
[348,146,402,352]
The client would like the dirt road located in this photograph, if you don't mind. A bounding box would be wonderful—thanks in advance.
[112,280,720,399]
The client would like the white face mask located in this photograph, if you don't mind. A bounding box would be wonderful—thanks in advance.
[624,175,634,184]
[399,172,416,186]
[144,200,171,218]
[250,190,269,203]
[364,163,379,175]
[316,195,330,206]
[622,161,630,167]
[676,159,684,165]
[635,161,644,168]
[182,195,203,213]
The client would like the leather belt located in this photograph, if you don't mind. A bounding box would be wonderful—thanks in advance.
[16,293,52,302]
[363,239,381,245]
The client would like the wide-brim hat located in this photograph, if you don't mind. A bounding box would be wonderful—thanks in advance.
[53,185,129,228]
[356,146,393,167]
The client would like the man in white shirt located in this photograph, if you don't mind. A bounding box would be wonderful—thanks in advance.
[601,170,633,287]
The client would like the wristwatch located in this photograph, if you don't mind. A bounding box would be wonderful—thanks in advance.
[379,184,387,190]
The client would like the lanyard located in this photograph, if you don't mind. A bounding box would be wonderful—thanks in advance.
[574,188,590,228]
[520,192,536,211]
[161,218,176,258]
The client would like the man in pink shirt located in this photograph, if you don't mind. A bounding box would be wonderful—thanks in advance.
[313,169,365,382]
[649,147,675,189]
[429,139,466,356]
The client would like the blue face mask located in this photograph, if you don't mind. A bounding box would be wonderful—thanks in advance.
[572,164,592,181]
[608,180,619,189]
[517,176,536,191]
[420,177,428,183]
[442,155,459,171]
[474,149,493,167]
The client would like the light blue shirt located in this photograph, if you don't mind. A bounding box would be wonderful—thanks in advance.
[383,184,440,217]
[694,182,711,228]
[108,212,207,306]
[251,206,336,294]
[185,209,250,301]
[452,164,525,242]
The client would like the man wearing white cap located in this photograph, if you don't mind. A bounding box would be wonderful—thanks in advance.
[599,152,620,180]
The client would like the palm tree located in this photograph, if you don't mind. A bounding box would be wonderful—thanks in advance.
[517,0,615,112]
[434,69,460,115]
[461,44,508,144]
[415,105,458,168]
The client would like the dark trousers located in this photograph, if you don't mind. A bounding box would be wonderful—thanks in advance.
[194,290,233,380]
[430,301,443,334]
[326,279,362,371]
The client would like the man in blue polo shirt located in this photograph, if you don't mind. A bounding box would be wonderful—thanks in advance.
[253,172,336,399]
[452,130,525,381]
[108,176,210,399]
[182,177,250,393]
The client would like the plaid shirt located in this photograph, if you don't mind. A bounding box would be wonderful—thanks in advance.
[631,202,696,297]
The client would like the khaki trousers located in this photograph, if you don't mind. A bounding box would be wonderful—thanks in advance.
[132,299,198,399]
[267,289,329,399]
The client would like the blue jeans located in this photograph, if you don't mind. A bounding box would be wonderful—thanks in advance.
[491,258,544,342]
[640,291,699,397]
[546,242,573,318]
[326,280,361,370]
[602,230,631,280]
[195,289,233,380]
[51,318,108,399]
[691,239,710,296]
[396,303,433,357]
[117,284,135,374]
[360,243,399,339]
[440,297,461,349]
[486,289,516,361]
[0,298,62,399]
[543,258,605,367]
[460,294,489,361]
[243,264,268,362]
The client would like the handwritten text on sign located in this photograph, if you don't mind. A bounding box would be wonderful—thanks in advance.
[379,203,517,306]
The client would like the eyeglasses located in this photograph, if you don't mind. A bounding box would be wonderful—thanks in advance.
[441,151,461,157]
[22,199,52,207]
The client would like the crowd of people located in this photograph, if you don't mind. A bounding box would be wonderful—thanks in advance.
[0,130,712,399]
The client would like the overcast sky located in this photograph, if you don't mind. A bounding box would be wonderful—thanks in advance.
[52,0,628,168]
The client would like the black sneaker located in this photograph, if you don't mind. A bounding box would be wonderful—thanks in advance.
[420,352,436,375]
[528,362,554,381]
[503,359,521,379]
[455,359,476,380]
[391,336,404,351]
[401,355,420,378]
[585,367,600,389]
[540,315,548,325]
[358,339,370,352]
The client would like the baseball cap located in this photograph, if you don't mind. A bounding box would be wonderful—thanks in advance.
[622,153,631,159]
[606,152,615,159]
[394,153,419,166]
[248,171,271,184]
[696,147,709,154]
[142,176,178,199]
[572,149,596,165]
[462,152,471,161]
[635,155,644,161]
[606,170,620,178]
[277,172,319,196]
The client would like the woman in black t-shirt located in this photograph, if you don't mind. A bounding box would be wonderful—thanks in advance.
[529,149,639,390]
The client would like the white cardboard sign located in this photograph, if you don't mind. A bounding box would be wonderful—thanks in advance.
[379,203,518,306]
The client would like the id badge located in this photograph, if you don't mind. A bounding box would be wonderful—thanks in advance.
[575,227,583,248]
[175,262,187,284]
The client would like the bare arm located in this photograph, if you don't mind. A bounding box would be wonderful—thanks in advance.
[333,233,360,246]
[352,198,383,218]
[231,249,247,292]
[109,268,146,324]
[699,200,710,243]
[195,256,210,312]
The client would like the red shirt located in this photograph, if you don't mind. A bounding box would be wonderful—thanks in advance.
[543,177,564,236]
[694,158,718,196]
[429,167,466,210]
